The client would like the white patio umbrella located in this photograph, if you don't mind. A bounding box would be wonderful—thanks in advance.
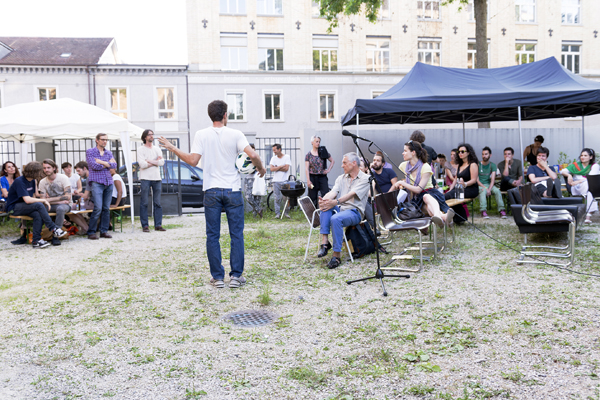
[0,98,144,231]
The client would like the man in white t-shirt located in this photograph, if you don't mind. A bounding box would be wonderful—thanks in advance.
[137,129,166,232]
[158,100,266,289]
[39,159,72,245]
[269,143,291,219]
[61,162,82,199]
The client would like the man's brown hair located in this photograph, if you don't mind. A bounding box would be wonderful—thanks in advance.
[22,161,44,180]
[42,159,58,174]
[75,161,88,170]
[207,100,228,122]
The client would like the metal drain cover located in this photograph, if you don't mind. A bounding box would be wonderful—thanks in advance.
[223,309,279,327]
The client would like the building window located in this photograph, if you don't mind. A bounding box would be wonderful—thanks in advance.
[313,35,338,72]
[417,0,440,20]
[467,41,490,68]
[366,37,390,72]
[263,91,282,121]
[515,42,536,65]
[318,92,336,121]
[467,0,490,22]
[258,34,284,71]
[418,41,441,66]
[157,87,175,119]
[515,0,535,23]
[257,0,282,15]
[561,0,580,24]
[221,34,248,71]
[312,1,321,17]
[38,87,57,101]
[109,88,128,119]
[561,43,580,74]
[220,0,246,14]
[379,0,390,19]
[225,91,245,121]
[372,91,385,98]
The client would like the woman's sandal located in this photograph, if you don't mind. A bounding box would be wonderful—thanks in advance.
[585,214,592,224]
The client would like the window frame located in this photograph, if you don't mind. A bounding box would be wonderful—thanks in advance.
[561,0,581,25]
[36,86,58,102]
[257,0,283,16]
[515,41,537,65]
[219,0,246,15]
[417,39,442,66]
[154,86,177,120]
[262,90,284,122]
[378,0,391,20]
[371,90,385,99]
[258,48,284,71]
[366,36,391,72]
[107,87,130,120]
[317,90,338,122]
[467,39,490,69]
[224,89,247,123]
[515,0,536,23]
[220,33,248,71]
[561,42,581,74]
[313,48,338,72]
[417,0,441,21]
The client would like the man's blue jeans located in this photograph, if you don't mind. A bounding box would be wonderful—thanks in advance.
[140,180,162,228]
[12,202,57,243]
[88,182,113,235]
[204,188,245,280]
[319,207,361,252]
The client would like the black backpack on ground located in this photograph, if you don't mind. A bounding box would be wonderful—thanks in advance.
[345,222,376,259]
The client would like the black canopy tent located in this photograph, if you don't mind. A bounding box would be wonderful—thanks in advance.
[341,57,600,164]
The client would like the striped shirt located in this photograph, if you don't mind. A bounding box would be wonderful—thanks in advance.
[86,147,117,186]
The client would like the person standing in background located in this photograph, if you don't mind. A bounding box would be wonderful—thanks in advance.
[137,129,166,232]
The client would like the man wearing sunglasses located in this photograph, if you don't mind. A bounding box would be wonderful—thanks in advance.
[86,133,117,240]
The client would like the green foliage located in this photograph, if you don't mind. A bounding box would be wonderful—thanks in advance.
[315,0,384,29]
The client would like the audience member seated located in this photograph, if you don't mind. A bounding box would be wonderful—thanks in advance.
[444,149,459,188]
[110,168,127,207]
[317,152,370,270]
[497,147,523,191]
[477,147,506,219]
[523,135,544,167]
[371,151,397,194]
[68,161,93,234]
[391,141,454,228]
[444,143,479,224]
[62,162,82,201]
[6,161,68,248]
[358,159,377,231]
[1,161,20,201]
[39,159,72,245]
[561,148,599,224]
[527,146,559,198]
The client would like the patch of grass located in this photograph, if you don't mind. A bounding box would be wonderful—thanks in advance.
[256,284,272,306]
[162,224,184,229]
[404,385,435,395]
[287,365,327,388]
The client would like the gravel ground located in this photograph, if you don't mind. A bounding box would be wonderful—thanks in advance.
[0,211,599,400]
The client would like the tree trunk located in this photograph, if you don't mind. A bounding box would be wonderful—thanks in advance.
[475,0,490,128]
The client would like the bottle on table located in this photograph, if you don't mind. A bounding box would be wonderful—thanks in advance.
[457,178,465,200]
[79,198,86,211]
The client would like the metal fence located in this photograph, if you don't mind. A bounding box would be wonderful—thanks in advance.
[255,137,301,180]
[0,141,36,168]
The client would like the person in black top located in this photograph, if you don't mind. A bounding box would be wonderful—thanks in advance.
[523,135,544,167]
[305,135,335,206]
[371,151,398,193]
[444,143,479,200]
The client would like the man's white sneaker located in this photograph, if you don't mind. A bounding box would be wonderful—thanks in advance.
[32,240,50,249]
[53,228,68,239]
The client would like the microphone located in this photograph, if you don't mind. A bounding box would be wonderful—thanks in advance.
[342,130,372,142]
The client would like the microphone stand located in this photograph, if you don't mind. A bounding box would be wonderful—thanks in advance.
[346,137,410,296]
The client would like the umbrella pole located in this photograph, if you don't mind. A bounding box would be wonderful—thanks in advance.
[582,113,585,149]
[518,106,525,177]
[356,114,360,155]
[462,114,465,143]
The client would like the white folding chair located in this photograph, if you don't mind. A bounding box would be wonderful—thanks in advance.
[298,196,354,263]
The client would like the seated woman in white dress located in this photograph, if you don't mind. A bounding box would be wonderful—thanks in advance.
[561,148,599,224]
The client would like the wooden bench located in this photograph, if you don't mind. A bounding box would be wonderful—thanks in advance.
[10,205,131,235]
[445,198,474,224]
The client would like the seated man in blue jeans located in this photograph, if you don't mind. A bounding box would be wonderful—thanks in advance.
[317,152,370,269]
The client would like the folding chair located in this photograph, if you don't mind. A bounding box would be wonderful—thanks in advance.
[374,191,435,273]
[513,184,576,267]
[298,196,354,263]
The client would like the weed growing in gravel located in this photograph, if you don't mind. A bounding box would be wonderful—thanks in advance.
[287,365,327,388]
[256,284,272,305]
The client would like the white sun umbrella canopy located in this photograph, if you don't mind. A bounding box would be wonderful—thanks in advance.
[0,98,144,231]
